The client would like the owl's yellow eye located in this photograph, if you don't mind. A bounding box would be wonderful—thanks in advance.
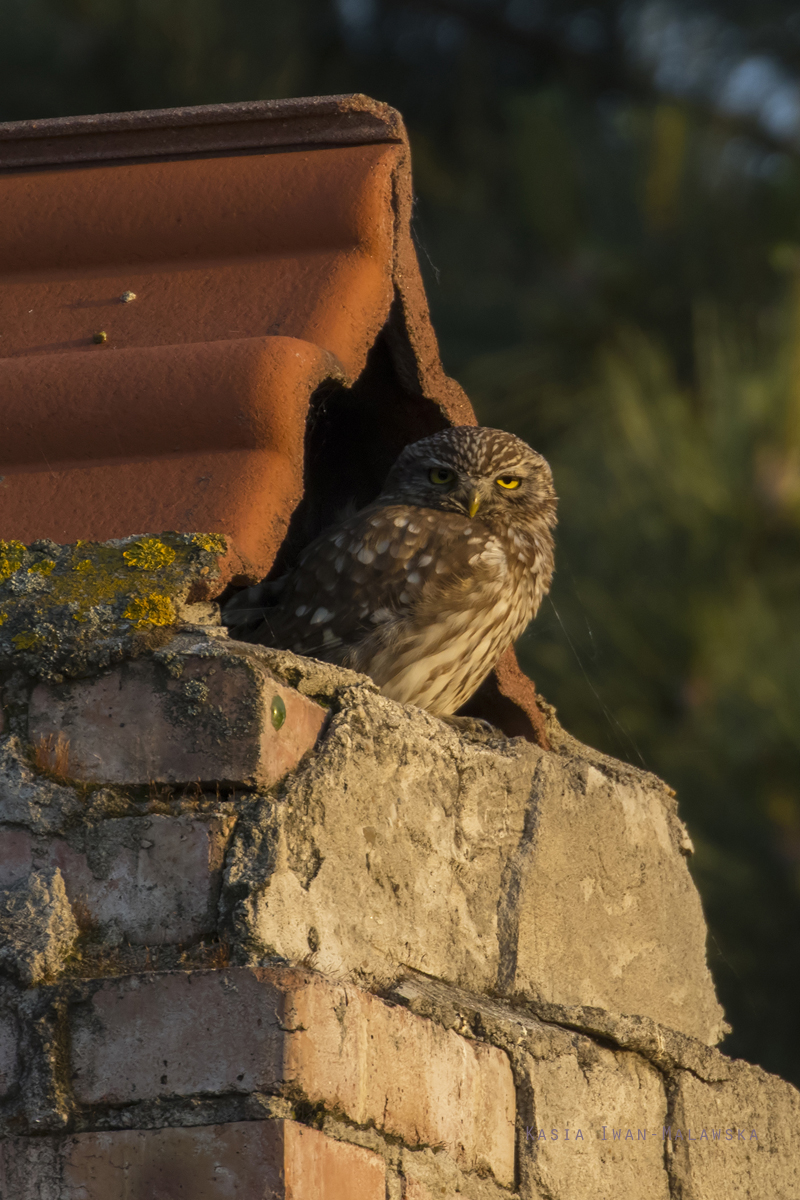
[429,467,455,486]
[496,476,521,490]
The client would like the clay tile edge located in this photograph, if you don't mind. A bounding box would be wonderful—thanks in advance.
[0,93,406,171]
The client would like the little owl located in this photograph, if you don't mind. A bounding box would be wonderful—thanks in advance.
[223,426,557,716]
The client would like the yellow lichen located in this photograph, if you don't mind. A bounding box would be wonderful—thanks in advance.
[0,535,223,657]
[123,539,176,571]
[0,540,26,585]
[123,594,176,629]
[28,560,56,577]
[31,542,163,624]
[13,630,41,651]
[191,533,227,554]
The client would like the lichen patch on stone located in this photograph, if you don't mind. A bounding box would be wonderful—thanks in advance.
[0,532,227,680]
[123,594,176,629]
[0,540,25,585]
[123,538,177,572]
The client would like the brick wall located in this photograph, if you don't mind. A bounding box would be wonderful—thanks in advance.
[0,562,798,1198]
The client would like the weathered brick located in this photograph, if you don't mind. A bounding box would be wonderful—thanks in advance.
[402,1179,437,1200]
[62,1123,283,1198]
[0,1120,385,1199]
[0,815,233,945]
[517,1041,670,1200]
[0,1135,60,1200]
[0,1010,19,1098]
[283,1123,385,1199]
[47,814,234,944]
[669,1060,800,1200]
[28,643,326,788]
[283,976,516,1186]
[70,970,285,1104]
[396,1146,514,1200]
[0,827,32,888]
[68,967,515,1184]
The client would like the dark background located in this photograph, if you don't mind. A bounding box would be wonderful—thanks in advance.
[3,0,800,1086]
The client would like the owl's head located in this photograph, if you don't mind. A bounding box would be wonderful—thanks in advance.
[379,426,557,529]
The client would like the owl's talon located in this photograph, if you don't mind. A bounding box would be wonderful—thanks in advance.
[439,714,506,742]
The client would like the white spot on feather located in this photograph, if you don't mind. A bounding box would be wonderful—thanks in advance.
[357,547,376,564]
[480,537,508,576]
[295,605,308,617]
[310,607,333,625]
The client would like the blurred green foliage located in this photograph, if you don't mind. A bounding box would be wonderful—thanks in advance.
[2,0,800,1084]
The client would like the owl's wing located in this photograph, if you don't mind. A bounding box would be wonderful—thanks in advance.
[243,503,507,672]
[243,504,430,660]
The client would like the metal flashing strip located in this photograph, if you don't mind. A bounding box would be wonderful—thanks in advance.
[0,94,405,171]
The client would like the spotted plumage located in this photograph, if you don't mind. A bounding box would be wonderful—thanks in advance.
[223,426,557,715]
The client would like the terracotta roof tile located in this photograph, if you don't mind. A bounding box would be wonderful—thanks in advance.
[0,94,543,742]
[0,95,471,574]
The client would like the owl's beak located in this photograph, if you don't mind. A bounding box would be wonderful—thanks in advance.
[468,490,481,518]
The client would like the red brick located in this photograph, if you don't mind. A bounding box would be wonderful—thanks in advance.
[69,968,515,1184]
[71,971,285,1104]
[0,827,33,888]
[0,815,233,945]
[0,1120,385,1199]
[283,1123,385,1200]
[283,975,516,1186]
[28,647,325,788]
[63,1122,282,1198]
[46,814,234,944]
